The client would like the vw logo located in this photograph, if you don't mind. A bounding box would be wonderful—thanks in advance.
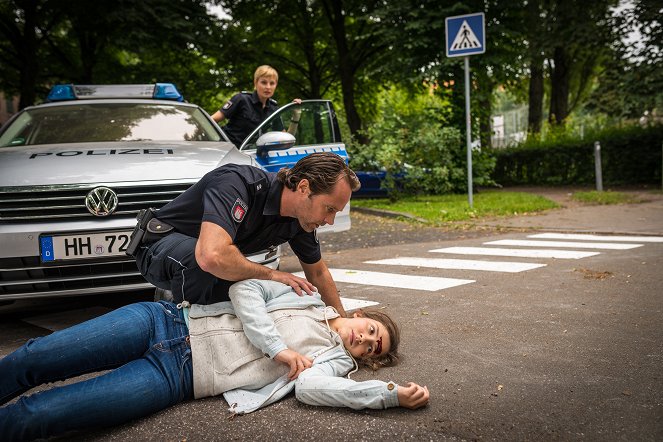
[85,187,118,217]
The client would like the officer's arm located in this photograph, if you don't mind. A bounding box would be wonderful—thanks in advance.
[195,222,268,280]
[300,259,346,317]
[195,221,317,295]
[211,111,225,123]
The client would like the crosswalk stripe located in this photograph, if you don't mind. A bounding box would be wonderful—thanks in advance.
[296,269,474,291]
[341,297,379,311]
[529,233,663,243]
[484,239,643,250]
[365,257,546,273]
[430,246,599,259]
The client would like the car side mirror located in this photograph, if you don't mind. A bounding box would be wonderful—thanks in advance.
[256,131,296,157]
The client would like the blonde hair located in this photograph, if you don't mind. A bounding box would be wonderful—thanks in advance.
[254,65,278,84]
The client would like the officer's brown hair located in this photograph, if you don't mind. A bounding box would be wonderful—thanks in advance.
[277,152,360,195]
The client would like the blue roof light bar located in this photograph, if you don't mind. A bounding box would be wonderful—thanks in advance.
[47,85,77,101]
[154,83,184,101]
[46,83,184,102]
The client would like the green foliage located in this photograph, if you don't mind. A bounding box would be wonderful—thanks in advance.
[1,0,658,170]
[0,0,229,109]
[352,191,559,224]
[492,124,663,185]
[348,86,496,198]
[571,191,638,205]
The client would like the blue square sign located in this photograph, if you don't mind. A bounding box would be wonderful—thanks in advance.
[446,12,485,57]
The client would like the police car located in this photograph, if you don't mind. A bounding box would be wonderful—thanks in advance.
[0,83,350,302]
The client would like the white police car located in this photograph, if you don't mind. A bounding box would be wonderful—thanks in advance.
[0,83,350,302]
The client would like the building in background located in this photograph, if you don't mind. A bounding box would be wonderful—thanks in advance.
[491,105,528,148]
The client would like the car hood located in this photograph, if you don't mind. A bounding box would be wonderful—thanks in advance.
[0,141,253,187]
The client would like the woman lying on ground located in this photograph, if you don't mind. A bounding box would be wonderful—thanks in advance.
[0,279,429,440]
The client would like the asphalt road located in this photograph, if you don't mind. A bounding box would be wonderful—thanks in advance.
[1,188,662,441]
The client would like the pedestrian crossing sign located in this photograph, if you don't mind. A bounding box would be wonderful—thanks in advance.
[446,12,485,57]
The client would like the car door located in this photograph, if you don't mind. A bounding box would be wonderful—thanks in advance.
[238,100,351,233]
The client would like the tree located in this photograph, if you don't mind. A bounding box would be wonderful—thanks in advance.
[0,0,63,108]
[219,0,337,101]
[545,0,618,126]
[0,0,225,109]
[625,0,663,117]
[524,0,546,134]
[220,0,393,143]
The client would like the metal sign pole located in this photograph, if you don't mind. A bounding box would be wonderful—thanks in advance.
[445,12,484,209]
[464,56,473,208]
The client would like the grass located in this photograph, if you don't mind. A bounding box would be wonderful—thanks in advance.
[352,191,559,224]
[571,190,639,205]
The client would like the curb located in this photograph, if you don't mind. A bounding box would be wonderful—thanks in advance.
[467,223,663,237]
[351,206,428,223]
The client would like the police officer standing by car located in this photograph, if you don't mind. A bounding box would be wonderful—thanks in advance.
[128,152,360,317]
[211,65,301,147]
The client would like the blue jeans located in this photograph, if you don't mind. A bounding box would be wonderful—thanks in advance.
[0,301,193,441]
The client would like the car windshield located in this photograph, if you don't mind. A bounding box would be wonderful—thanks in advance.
[0,102,222,147]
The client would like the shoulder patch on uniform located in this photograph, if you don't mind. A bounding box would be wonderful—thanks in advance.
[231,198,248,223]
[222,100,233,110]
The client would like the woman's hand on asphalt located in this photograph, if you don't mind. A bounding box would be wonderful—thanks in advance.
[397,382,430,409]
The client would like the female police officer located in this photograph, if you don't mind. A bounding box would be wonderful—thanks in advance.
[133,153,360,317]
[211,65,301,147]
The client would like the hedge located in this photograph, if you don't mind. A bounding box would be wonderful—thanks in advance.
[491,124,663,186]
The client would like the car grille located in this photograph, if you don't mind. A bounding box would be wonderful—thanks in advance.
[0,256,152,300]
[0,182,193,222]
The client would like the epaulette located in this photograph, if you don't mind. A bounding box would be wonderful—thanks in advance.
[269,98,278,105]
[241,91,251,94]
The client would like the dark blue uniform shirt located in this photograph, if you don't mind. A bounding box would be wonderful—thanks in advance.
[219,91,283,147]
[156,163,321,264]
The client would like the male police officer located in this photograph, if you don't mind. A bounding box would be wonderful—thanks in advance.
[134,152,360,317]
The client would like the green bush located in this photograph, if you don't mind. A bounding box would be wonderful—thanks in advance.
[491,124,663,186]
[348,87,496,198]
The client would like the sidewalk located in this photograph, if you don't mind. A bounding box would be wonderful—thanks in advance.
[470,186,663,235]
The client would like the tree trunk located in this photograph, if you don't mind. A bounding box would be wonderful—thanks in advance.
[549,45,570,125]
[297,1,322,99]
[18,0,39,109]
[321,0,366,144]
[528,55,544,133]
[77,31,98,83]
[477,70,494,149]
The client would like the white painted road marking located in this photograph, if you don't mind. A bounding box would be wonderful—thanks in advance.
[365,257,546,273]
[296,269,474,291]
[341,297,379,311]
[430,247,600,259]
[529,233,663,243]
[484,239,643,250]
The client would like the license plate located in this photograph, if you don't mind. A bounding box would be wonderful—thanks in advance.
[40,231,133,262]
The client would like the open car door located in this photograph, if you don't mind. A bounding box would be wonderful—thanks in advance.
[239,100,351,233]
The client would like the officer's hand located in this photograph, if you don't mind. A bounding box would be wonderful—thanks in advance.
[292,98,302,105]
[269,270,317,296]
[274,349,313,380]
[397,382,430,409]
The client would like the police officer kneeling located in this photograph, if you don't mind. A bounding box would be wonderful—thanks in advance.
[129,152,360,317]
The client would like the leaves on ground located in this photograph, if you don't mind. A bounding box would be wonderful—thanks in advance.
[574,268,614,280]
